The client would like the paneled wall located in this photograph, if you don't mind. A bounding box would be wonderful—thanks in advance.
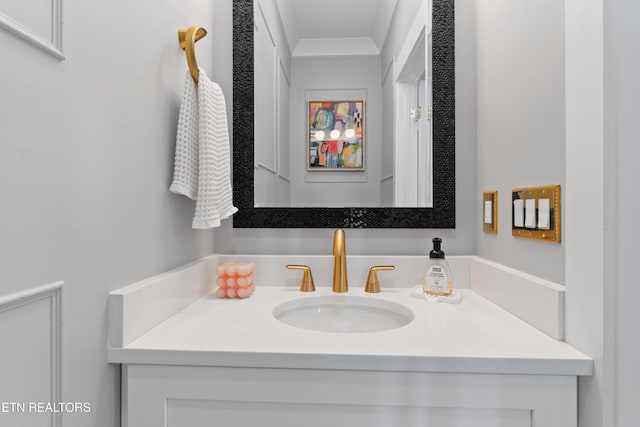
[0,1,224,426]
[0,284,62,426]
[254,0,292,207]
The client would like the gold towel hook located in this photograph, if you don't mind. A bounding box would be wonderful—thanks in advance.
[178,26,207,85]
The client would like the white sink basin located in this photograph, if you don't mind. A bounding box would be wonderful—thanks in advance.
[273,295,414,333]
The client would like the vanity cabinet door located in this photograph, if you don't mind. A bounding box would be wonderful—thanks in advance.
[123,365,576,427]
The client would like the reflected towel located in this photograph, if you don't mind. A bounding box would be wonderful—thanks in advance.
[170,69,238,228]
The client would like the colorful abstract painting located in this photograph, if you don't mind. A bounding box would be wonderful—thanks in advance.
[308,100,365,171]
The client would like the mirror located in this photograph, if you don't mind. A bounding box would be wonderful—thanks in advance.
[254,0,431,209]
[233,0,455,228]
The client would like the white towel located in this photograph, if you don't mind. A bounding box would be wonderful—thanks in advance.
[170,68,238,228]
[170,71,199,200]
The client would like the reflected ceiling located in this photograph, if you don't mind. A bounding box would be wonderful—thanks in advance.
[275,0,397,56]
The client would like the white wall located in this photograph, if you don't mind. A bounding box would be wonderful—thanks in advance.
[379,0,424,207]
[380,0,425,75]
[0,1,226,426]
[380,59,395,206]
[254,0,291,207]
[474,0,565,284]
[381,0,432,208]
[603,1,640,426]
[289,56,382,207]
[563,0,640,426]
[564,1,606,426]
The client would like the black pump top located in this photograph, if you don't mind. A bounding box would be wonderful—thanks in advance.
[429,237,445,259]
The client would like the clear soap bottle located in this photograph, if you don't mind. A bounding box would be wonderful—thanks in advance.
[421,238,453,296]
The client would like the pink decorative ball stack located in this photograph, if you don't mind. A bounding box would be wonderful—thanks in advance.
[215,262,255,299]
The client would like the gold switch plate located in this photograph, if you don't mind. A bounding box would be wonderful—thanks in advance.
[483,191,498,234]
[512,185,561,243]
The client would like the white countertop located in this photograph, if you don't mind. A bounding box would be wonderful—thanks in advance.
[108,286,592,376]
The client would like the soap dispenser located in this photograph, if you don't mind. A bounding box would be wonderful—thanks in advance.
[421,238,453,296]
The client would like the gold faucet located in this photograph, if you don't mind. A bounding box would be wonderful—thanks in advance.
[332,229,348,293]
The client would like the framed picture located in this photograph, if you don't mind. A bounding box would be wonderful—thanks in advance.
[308,100,365,171]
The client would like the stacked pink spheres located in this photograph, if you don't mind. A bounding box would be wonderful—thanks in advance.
[215,262,255,299]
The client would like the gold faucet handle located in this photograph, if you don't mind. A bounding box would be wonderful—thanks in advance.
[286,265,316,292]
[365,265,395,293]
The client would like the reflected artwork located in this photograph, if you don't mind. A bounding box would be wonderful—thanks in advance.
[308,100,364,171]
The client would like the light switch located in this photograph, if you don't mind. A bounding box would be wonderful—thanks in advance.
[484,201,493,224]
[538,198,550,229]
[511,185,560,243]
[483,191,498,234]
[525,199,536,228]
[513,199,524,227]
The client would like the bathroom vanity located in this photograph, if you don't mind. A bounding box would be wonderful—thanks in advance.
[108,255,591,427]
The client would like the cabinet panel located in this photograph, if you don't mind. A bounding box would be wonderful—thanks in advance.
[168,399,530,427]
[124,365,576,427]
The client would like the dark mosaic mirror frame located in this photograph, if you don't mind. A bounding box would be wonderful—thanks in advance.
[232,0,455,228]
